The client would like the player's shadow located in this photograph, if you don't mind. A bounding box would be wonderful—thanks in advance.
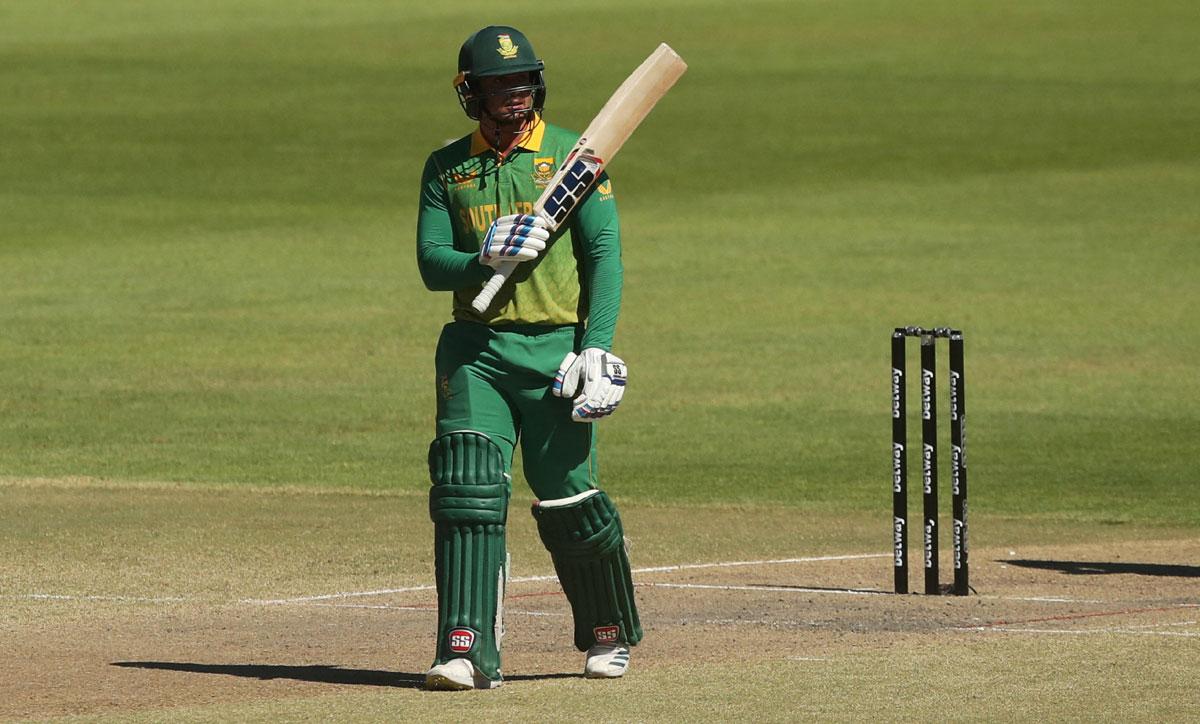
[112,662,576,688]
[1002,560,1200,578]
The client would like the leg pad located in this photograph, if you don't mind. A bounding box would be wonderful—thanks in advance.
[428,431,509,682]
[532,490,643,651]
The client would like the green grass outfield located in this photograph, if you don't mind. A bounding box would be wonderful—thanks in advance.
[3,0,1198,519]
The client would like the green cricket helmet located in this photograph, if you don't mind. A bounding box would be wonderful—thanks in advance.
[453,25,546,121]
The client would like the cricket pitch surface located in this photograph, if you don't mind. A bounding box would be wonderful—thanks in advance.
[4,483,1198,721]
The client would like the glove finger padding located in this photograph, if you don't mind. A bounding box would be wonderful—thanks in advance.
[571,393,601,422]
[479,214,551,268]
[495,215,550,250]
[597,382,625,416]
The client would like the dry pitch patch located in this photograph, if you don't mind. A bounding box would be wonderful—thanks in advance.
[3,481,1198,720]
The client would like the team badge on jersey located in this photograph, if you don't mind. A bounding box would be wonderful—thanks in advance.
[533,157,555,187]
[496,34,519,59]
[593,625,620,644]
[596,179,613,200]
[448,628,476,653]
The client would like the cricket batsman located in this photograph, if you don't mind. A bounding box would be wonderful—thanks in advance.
[415,26,642,691]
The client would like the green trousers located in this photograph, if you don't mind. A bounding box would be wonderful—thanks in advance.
[435,321,598,499]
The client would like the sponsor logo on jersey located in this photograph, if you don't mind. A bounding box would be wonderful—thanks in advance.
[533,157,555,187]
[450,170,479,189]
[593,625,620,644]
[497,35,519,59]
[448,628,476,653]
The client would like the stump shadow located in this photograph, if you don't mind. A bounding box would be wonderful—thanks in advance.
[1001,560,1200,578]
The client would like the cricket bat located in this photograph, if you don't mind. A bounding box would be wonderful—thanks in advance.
[470,43,688,313]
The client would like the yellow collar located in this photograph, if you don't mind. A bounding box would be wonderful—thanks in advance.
[470,115,545,156]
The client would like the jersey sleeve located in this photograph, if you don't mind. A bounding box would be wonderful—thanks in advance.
[416,154,491,291]
[572,171,623,351]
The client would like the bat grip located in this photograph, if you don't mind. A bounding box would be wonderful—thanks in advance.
[471,260,518,313]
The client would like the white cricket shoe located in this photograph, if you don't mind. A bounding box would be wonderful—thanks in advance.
[425,658,502,691]
[584,644,631,679]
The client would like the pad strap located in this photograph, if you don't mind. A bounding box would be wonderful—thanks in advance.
[428,431,509,682]
[532,490,643,651]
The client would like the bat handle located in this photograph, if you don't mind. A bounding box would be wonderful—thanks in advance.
[470,260,519,313]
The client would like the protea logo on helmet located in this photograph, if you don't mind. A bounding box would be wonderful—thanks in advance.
[496,34,519,59]
[448,628,476,653]
[593,625,620,644]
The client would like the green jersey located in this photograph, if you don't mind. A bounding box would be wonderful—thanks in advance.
[417,117,623,350]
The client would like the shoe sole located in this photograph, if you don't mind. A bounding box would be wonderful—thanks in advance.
[584,671,626,679]
[425,673,473,691]
[425,673,503,691]
[584,662,629,679]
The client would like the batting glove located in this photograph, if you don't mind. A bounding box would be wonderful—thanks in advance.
[478,214,551,269]
[552,348,628,422]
